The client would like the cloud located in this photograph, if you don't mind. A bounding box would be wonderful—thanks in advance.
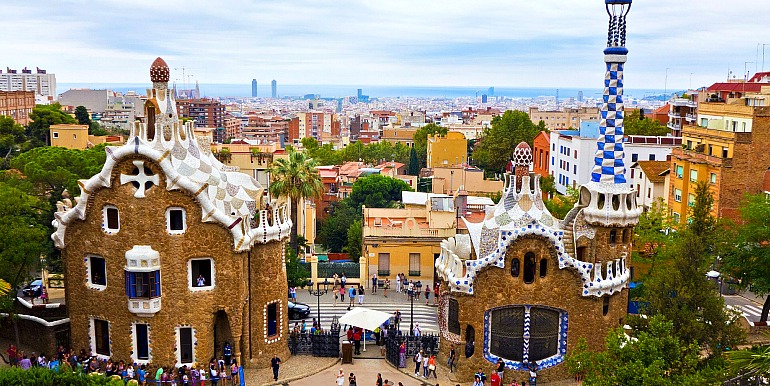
[2,0,769,89]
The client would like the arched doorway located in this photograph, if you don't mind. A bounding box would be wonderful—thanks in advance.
[213,310,233,361]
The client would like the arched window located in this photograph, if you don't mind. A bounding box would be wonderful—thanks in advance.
[539,258,548,278]
[622,229,628,243]
[524,252,536,284]
[602,296,610,316]
[609,230,617,245]
[465,325,476,358]
[488,306,565,364]
[448,299,460,335]
[511,258,520,278]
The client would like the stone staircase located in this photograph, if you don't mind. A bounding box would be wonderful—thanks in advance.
[562,218,576,257]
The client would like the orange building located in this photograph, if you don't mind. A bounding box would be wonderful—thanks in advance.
[532,131,550,177]
[0,90,35,125]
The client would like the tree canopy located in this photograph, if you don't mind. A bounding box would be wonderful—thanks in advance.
[350,173,412,209]
[722,193,770,322]
[637,181,743,351]
[301,138,411,167]
[0,116,25,168]
[566,315,725,385]
[624,109,669,136]
[472,110,540,173]
[25,103,77,149]
[74,106,91,125]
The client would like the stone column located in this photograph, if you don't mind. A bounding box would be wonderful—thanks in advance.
[359,256,367,284]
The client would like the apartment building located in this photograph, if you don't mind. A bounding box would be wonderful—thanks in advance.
[288,112,340,144]
[0,90,35,125]
[667,91,699,137]
[426,132,467,167]
[528,106,600,130]
[176,98,226,143]
[668,79,770,223]
[629,160,669,211]
[0,67,56,103]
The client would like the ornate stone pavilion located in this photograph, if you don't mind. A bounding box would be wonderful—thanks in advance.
[434,1,640,383]
[53,58,291,368]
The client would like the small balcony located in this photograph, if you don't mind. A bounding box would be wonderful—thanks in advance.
[127,298,162,317]
[667,122,681,131]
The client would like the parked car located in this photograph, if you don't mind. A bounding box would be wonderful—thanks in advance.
[22,279,43,297]
[288,301,311,320]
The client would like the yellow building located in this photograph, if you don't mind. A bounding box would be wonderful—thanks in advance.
[667,82,770,223]
[50,124,89,149]
[427,131,467,168]
[362,192,456,283]
[426,165,504,195]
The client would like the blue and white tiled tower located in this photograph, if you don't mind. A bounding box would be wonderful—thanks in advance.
[580,0,641,226]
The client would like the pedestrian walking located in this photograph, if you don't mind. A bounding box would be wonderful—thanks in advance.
[336,369,345,386]
[428,354,438,379]
[289,286,296,301]
[348,286,356,307]
[270,354,281,381]
[496,358,505,381]
[384,278,390,297]
[371,274,377,294]
[448,344,457,373]
[422,353,429,378]
[425,285,431,305]
[348,372,357,386]
[376,373,383,386]
[396,274,401,293]
[358,285,365,305]
[398,341,406,368]
[340,285,345,303]
[393,309,402,331]
[341,273,347,287]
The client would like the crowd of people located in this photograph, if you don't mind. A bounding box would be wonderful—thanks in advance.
[4,343,242,385]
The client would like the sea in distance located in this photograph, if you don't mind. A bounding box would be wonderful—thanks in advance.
[59,83,671,101]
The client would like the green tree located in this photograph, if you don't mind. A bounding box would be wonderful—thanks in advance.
[633,198,675,258]
[316,199,360,253]
[25,103,77,149]
[408,147,420,175]
[10,145,108,270]
[89,121,109,136]
[624,109,669,136]
[344,219,362,261]
[727,332,770,376]
[544,186,579,219]
[472,110,539,174]
[641,181,744,351]
[722,193,770,322]
[285,246,310,288]
[412,123,447,169]
[565,315,725,385]
[269,149,324,252]
[74,105,91,125]
[0,116,25,168]
[350,174,412,208]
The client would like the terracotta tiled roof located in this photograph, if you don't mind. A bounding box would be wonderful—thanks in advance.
[707,82,767,93]
[636,161,669,183]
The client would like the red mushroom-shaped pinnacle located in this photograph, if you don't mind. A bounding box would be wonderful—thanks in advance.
[149,57,170,83]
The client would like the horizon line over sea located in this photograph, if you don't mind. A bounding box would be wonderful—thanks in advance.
[58,83,674,100]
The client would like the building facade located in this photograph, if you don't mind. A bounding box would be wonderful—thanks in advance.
[426,132,467,168]
[667,82,770,223]
[53,58,291,369]
[528,106,600,130]
[629,161,668,211]
[0,90,35,125]
[435,3,640,382]
[0,67,56,103]
[176,98,227,143]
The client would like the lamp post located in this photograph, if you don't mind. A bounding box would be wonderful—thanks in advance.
[309,278,329,328]
[409,283,422,336]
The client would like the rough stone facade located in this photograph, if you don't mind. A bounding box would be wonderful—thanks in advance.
[61,156,288,368]
[440,234,629,384]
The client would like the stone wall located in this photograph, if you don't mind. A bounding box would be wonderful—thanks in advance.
[440,235,628,384]
[62,156,287,368]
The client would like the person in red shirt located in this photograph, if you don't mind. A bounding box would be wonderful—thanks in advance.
[490,369,501,386]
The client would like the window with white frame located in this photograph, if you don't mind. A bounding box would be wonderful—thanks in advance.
[166,207,187,234]
[90,318,111,357]
[102,205,120,233]
[176,326,195,365]
[690,170,698,182]
[86,255,107,289]
[132,323,150,362]
[674,189,682,202]
[188,258,214,290]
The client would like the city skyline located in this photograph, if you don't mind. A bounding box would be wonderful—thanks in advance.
[2,1,770,90]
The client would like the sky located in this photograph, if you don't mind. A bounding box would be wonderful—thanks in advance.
[3,0,770,90]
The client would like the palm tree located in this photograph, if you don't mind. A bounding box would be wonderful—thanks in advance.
[728,334,770,376]
[269,149,323,252]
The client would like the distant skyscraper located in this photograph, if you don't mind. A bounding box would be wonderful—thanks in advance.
[357,88,363,99]
[488,87,494,96]
[481,94,488,103]
[251,79,257,97]
[0,66,56,102]
[578,90,584,102]
[271,80,277,98]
